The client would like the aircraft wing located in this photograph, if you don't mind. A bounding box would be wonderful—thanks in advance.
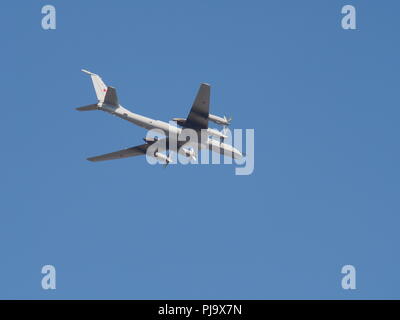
[87,138,191,162]
[184,83,210,130]
[87,143,150,162]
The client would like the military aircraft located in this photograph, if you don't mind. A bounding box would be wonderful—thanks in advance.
[77,70,242,165]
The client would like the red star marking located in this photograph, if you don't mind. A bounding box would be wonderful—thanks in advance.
[103,89,107,92]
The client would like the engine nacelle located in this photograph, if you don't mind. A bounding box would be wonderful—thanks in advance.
[208,114,231,126]
[207,128,228,140]
[143,137,158,143]
[172,118,186,127]
[174,115,231,127]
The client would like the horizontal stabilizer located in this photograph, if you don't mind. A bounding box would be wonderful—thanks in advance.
[76,104,98,112]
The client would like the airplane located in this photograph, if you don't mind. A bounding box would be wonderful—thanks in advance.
[77,70,243,165]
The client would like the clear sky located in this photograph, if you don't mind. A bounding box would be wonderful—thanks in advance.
[0,0,399,299]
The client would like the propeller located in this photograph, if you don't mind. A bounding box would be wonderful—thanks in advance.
[221,116,232,141]
[163,155,171,168]
[181,147,197,162]
[224,115,232,126]
[189,147,197,162]
[163,151,172,168]
[186,147,197,162]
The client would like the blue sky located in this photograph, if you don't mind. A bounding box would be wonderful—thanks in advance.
[0,0,399,299]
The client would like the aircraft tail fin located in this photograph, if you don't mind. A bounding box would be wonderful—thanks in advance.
[81,69,107,102]
[104,86,119,106]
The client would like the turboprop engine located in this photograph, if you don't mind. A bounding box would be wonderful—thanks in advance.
[173,114,232,128]
[172,112,231,141]
[154,152,172,165]
[208,114,231,126]
[206,128,228,140]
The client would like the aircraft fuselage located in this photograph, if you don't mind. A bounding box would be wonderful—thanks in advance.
[100,102,242,159]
